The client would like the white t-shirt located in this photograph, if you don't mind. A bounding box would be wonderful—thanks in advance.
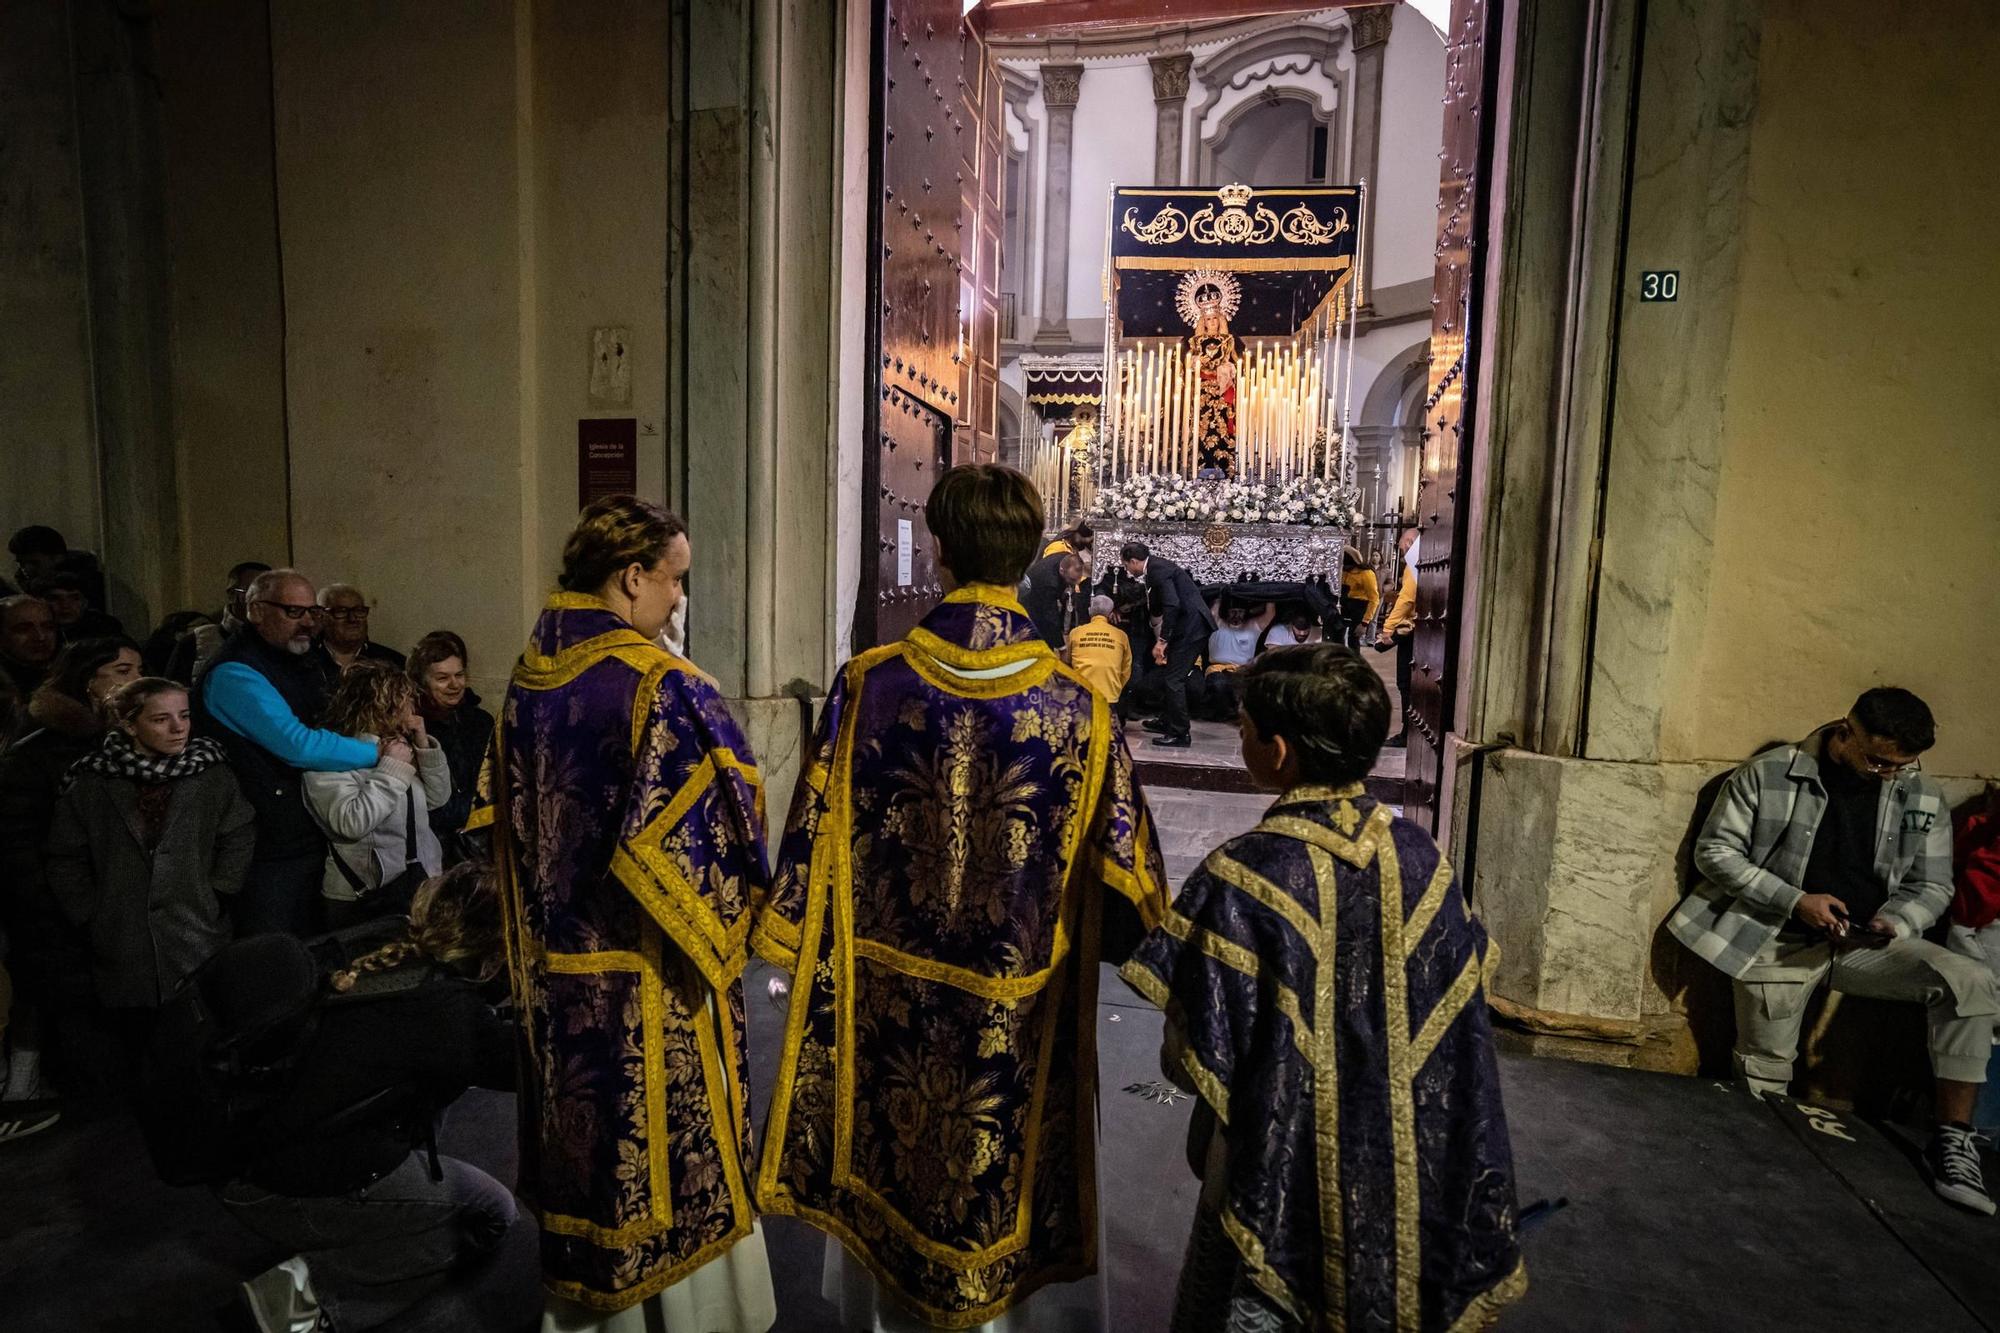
[1264,623,1320,648]
[1208,624,1261,666]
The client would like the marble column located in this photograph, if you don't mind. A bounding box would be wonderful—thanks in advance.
[1033,63,1082,349]
[1347,6,1392,307]
[1148,53,1192,186]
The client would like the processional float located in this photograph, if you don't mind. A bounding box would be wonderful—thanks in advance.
[1025,181,1368,576]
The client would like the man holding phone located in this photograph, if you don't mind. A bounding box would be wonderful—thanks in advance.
[1669,687,1999,1215]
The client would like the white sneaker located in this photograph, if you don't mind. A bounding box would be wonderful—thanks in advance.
[239,1255,321,1333]
[1926,1123,1997,1216]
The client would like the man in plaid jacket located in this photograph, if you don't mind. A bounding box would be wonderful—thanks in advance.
[1668,687,1999,1215]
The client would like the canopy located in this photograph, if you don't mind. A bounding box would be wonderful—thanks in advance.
[1022,357,1104,423]
[1109,183,1361,338]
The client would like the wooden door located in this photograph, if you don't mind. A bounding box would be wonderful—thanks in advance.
[857,0,968,648]
[1405,0,1495,825]
[958,23,1004,463]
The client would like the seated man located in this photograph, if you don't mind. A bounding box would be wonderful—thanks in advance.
[1668,687,1999,1214]
[1262,607,1322,649]
[1193,598,1273,722]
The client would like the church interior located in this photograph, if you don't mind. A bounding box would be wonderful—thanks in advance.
[3,0,1999,1328]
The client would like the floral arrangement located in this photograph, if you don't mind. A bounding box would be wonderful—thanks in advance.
[1089,472,1362,528]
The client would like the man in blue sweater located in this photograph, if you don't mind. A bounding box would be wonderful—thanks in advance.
[195,569,389,937]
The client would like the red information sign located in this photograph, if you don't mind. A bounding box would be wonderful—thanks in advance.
[578,418,638,508]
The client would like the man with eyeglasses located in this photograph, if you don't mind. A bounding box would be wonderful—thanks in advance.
[1669,686,1999,1215]
[316,583,406,674]
[193,569,389,937]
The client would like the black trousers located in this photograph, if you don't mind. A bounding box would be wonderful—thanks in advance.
[1158,636,1205,738]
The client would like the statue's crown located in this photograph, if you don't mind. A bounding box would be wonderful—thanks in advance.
[1217,182,1254,208]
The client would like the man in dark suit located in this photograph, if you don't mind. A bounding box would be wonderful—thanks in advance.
[1120,542,1216,747]
[1021,551,1090,649]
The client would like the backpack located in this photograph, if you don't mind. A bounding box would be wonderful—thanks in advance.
[137,920,409,1187]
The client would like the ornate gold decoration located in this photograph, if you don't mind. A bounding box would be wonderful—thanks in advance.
[1280,202,1350,245]
[1120,201,1189,245]
[1026,392,1103,406]
[1175,269,1242,329]
[1188,199,1283,245]
[1202,524,1233,552]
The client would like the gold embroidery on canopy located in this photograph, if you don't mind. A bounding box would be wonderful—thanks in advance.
[1404,858,1456,956]
[1411,954,1482,1070]
[1371,812,1423,1324]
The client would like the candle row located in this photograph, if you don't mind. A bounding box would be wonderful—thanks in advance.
[1104,339,1338,482]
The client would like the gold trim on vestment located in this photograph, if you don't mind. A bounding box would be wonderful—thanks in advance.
[1405,857,1455,957]
[1155,906,1316,1066]
[1371,811,1423,1325]
[1446,1258,1530,1332]
[1208,852,1321,955]
[1220,1207,1309,1324]
[1411,954,1482,1071]
[639,933,673,1231]
[538,1216,756,1314]
[1257,811,1375,869]
[1306,841,1348,1326]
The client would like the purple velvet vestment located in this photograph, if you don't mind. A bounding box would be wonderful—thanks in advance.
[470,593,770,1311]
[1122,786,1526,1330]
[751,584,1169,1329]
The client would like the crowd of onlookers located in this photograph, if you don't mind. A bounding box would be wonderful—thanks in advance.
[0,526,492,1144]
[1019,520,1419,748]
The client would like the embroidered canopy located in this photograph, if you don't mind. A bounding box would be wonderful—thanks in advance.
[1109,182,1362,337]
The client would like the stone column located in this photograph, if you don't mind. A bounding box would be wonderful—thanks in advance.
[1347,6,1392,308]
[1148,53,1192,186]
[1033,63,1082,349]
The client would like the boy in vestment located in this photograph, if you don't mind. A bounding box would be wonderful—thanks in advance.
[753,464,1168,1330]
[1123,644,1525,1331]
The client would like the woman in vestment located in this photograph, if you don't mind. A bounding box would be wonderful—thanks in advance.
[752,465,1169,1331]
[470,496,777,1331]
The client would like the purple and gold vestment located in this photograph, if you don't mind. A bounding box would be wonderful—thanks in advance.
[1123,786,1526,1331]
[470,593,769,1311]
[751,584,1169,1328]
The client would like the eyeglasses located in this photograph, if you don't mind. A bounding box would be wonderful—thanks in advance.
[322,607,371,622]
[1856,753,1917,776]
[254,600,323,622]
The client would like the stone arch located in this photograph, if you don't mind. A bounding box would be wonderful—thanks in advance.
[1361,337,1431,425]
[1202,90,1336,186]
[1190,20,1349,184]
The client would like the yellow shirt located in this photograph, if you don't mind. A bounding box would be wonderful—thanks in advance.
[1341,567,1381,624]
[1065,616,1132,701]
[1042,538,1073,557]
[1380,569,1418,637]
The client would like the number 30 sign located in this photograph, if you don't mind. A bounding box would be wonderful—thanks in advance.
[1639,270,1680,302]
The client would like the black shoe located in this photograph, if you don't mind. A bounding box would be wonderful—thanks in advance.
[1142,718,1172,734]
[1151,733,1192,748]
[0,1099,60,1145]
[1926,1123,1997,1216]
[1384,731,1407,749]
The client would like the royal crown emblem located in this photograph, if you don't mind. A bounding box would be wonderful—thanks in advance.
[1216,182,1254,209]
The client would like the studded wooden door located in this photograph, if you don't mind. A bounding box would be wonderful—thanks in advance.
[958,23,1003,463]
[1405,0,1494,826]
[857,0,968,648]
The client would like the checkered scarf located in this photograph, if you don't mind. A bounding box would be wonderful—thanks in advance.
[63,730,228,792]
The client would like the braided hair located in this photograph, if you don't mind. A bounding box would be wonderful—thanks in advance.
[330,861,504,993]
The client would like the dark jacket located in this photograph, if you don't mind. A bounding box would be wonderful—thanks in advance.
[1145,557,1219,646]
[1021,553,1090,649]
[45,762,256,1008]
[247,962,514,1195]
[193,631,342,862]
[0,688,107,1000]
[421,691,493,865]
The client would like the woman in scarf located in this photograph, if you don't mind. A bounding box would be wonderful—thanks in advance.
[45,677,255,1065]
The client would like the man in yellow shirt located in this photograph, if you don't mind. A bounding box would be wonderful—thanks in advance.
[1373,528,1419,747]
[1066,595,1133,708]
[1042,521,1093,558]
